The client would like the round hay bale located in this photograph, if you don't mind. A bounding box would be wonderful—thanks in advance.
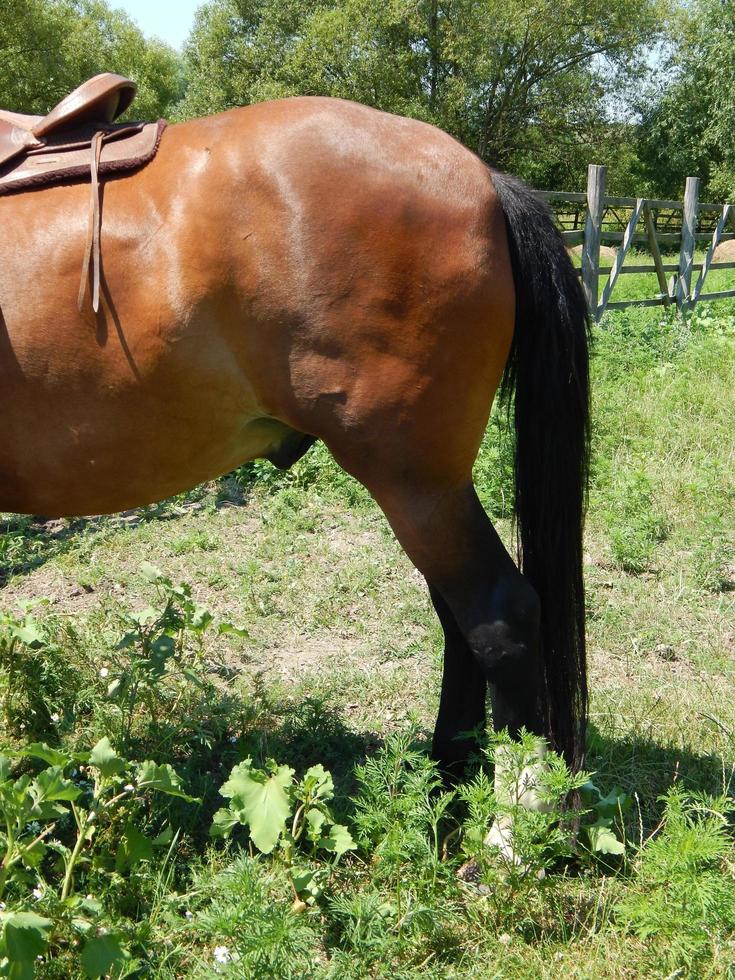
[568,244,618,265]
[713,238,735,262]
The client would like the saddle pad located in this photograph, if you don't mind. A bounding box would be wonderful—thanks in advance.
[0,119,166,196]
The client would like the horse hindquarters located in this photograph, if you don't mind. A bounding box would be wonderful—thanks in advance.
[324,169,590,773]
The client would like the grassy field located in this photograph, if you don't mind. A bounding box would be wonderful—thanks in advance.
[0,299,733,978]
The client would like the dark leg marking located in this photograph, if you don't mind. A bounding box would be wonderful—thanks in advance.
[429,584,486,776]
[462,573,544,740]
[425,490,545,753]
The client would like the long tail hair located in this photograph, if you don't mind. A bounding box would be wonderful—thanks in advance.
[490,169,591,771]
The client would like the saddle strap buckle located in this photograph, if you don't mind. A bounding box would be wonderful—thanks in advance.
[77,130,105,314]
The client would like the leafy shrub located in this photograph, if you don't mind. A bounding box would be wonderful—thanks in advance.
[616,789,735,973]
[211,759,355,907]
[0,739,194,977]
[351,733,451,884]
[104,562,247,749]
[0,604,83,740]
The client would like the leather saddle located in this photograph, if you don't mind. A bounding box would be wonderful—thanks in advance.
[0,73,166,312]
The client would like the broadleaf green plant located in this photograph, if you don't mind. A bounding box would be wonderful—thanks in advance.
[211,759,355,905]
[0,744,193,892]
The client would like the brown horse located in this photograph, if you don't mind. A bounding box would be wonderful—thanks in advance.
[0,96,590,773]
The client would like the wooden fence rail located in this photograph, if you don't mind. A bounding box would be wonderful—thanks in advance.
[534,164,735,321]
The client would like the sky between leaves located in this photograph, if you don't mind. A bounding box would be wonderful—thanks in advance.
[113,0,201,49]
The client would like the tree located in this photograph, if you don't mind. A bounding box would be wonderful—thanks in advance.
[0,0,70,112]
[0,0,182,119]
[637,0,735,200]
[178,0,665,188]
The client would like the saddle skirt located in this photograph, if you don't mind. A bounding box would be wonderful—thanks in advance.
[0,73,167,313]
[0,118,165,196]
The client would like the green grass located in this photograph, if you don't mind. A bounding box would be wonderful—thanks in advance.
[0,306,733,978]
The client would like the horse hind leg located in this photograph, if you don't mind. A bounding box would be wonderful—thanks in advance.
[428,584,487,776]
[341,472,546,762]
[375,478,550,862]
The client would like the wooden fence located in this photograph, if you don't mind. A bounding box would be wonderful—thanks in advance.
[534,164,735,321]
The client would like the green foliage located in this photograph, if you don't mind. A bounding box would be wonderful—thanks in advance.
[105,562,247,748]
[79,932,128,978]
[0,605,47,735]
[0,604,84,742]
[637,0,735,199]
[351,732,448,877]
[589,308,734,584]
[175,855,320,978]
[179,0,664,186]
[582,781,631,856]
[0,910,52,978]
[233,440,371,508]
[691,514,733,593]
[604,470,669,573]
[616,789,735,973]
[0,738,193,976]
[473,404,516,519]
[0,0,182,118]
[459,732,594,887]
[212,758,355,904]
[214,759,294,853]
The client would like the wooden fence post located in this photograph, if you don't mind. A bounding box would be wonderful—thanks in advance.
[677,176,700,310]
[582,164,606,320]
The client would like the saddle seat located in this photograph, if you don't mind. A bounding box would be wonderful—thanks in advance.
[0,73,166,313]
[0,109,45,131]
[0,73,164,181]
[0,73,137,139]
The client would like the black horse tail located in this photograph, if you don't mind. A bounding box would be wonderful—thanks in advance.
[490,169,591,771]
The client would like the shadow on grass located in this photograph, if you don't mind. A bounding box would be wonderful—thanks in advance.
[123,678,731,848]
[587,722,732,830]
[0,480,254,586]
[237,706,732,835]
[0,514,92,585]
[125,691,386,843]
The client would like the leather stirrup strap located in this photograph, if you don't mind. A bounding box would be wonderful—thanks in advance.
[78,130,104,313]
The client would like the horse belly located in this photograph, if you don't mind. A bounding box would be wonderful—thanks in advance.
[0,341,292,517]
[0,173,285,516]
[0,409,296,517]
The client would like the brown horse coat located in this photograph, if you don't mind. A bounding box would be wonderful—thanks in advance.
[0,97,513,522]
